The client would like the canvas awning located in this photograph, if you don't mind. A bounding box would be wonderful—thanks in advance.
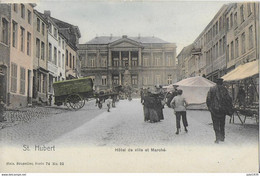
[163,76,215,104]
[222,60,259,81]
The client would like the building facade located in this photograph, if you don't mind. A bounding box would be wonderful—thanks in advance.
[225,2,259,72]
[79,35,177,91]
[65,42,78,79]
[177,2,259,82]
[0,4,11,104]
[32,10,48,104]
[8,3,35,107]
[40,11,66,100]
[50,16,81,79]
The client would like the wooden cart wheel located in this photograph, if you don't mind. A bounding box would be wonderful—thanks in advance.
[66,94,85,110]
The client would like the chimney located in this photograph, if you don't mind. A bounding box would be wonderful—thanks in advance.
[110,34,113,39]
[122,35,127,38]
[138,33,141,39]
[44,10,51,17]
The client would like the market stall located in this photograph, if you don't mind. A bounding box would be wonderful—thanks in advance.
[221,60,259,124]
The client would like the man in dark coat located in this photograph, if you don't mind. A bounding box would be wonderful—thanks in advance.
[206,78,233,144]
[166,85,178,108]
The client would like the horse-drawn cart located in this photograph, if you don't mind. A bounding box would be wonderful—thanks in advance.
[53,77,119,110]
[53,77,94,110]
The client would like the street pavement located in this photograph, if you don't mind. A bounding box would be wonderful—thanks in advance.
[0,99,258,147]
[0,99,258,173]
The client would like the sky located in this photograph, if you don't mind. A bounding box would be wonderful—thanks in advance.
[35,0,230,54]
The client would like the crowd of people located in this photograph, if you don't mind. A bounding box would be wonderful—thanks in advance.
[140,85,189,134]
[140,78,235,143]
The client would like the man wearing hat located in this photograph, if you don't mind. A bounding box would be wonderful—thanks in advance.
[206,78,233,144]
[166,85,179,108]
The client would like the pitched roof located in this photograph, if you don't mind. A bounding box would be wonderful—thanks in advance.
[86,36,170,45]
[50,17,81,38]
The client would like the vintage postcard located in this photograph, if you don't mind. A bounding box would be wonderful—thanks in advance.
[0,0,259,174]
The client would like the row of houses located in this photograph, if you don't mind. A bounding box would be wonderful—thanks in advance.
[0,3,81,107]
[177,2,259,82]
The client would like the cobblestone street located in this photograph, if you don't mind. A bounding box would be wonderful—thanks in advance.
[0,99,258,172]
[0,99,258,147]
[0,100,106,146]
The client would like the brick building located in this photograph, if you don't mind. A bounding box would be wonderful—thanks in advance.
[79,35,177,91]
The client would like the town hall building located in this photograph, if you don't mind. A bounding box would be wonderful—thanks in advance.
[78,35,177,91]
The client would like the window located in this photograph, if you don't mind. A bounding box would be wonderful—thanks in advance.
[20,67,26,94]
[235,38,239,58]
[240,5,244,23]
[42,74,47,93]
[62,40,65,49]
[230,13,233,28]
[49,43,52,61]
[42,22,45,36]
[131,75,138,85]
[216,21,218,34]
[27,10,31,24]
[12,20,17,48]
[113,76,119,85]
[167,55,172,66]
[216,42,218,58]
[27,32,31,56]
[36,38,40,58]
[62,54,65,69]
[37,18,40,32]
[90,58,95,67]
[101,57,107,67]
[122,57,129,67]
[66,50,68,66]
[54,28,57,38]
[101,76,107,86]
[20,27,25,52]
[49,23,52,34]
[41,41,45,60]
[222,36,226,56]
[249,25,253,49]
[143,76,148,85]
[231,41,234,60]
[132,57,138,66]
[226,17,229,31]
[13,4,17,12]
[11,63,17,93]
[247,3,252,16]
[54,47,57,65]
[69,53,72,68]
[219,17,222,32]
[112,58,119,67]
[21,4,25,18]
[155,75,161,85]
[1,18,8,45]
[73,56,75,69]
[234,12,237,27]
[226,44,229,61]
[58,37,61,46]
[155,57,161,66]
[241,32,246,54]
[167,75,172,85]
[58,51,61,67]
[143,57,149,66]
[219,39,222,55]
